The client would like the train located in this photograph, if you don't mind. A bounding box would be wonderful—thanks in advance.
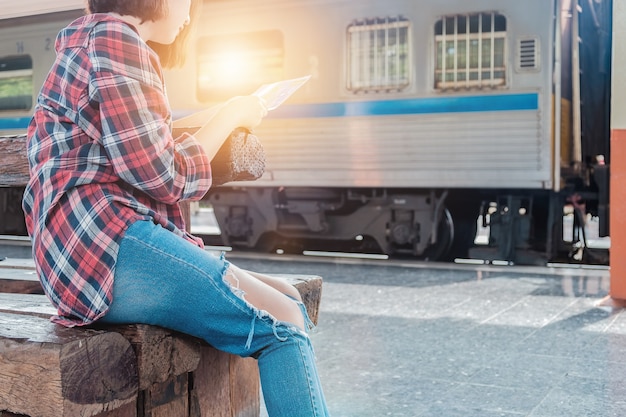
[0,0,613,265]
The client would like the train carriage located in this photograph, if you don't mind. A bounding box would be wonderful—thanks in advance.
[0,0,613,264]
[0,3,84,133]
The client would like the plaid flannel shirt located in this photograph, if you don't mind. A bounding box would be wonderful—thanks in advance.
[22,14,212,327]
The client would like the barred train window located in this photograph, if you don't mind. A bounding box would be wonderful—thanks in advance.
[0,55,33,111]
[347,16,410,92]
[196,30,284,102]
[435,12,506,90]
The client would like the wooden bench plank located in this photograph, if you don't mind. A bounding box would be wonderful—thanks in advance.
[0,312,138,417]
[0,135,29,187]
[0,257,37,269]
[106,324,202,391]
[0,293,53,318]
[0,293,200,392]
[0,268,42,294]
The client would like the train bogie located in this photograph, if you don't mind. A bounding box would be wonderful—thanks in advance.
[209,186,455,258]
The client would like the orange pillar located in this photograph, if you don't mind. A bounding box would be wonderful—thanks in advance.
[610,129,626,302]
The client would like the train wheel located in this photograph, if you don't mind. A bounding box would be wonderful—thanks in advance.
[421,208,454,261]
[446,216,478,261]
[445,200,480,261]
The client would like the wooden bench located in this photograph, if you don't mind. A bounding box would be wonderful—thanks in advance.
[0,274,323,417]
[0,270,322,417]
[0,135,324,417]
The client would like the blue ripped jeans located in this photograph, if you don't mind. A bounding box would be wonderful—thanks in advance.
[99,220,330,417]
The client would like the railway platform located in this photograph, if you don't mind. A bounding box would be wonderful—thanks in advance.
[0,240,620,417]
[228,254,617,417]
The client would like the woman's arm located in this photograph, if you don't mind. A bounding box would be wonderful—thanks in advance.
[172,104,223,129]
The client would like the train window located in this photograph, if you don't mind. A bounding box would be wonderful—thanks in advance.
[196,30,284,102]
[434,12,507,90]
[346,16,411,93]
[0,55,33,111]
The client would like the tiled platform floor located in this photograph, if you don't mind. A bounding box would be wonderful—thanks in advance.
[229,256,620,417]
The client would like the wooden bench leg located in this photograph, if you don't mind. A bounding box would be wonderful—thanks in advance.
[190,346,260,417]
[93,402,137,417]
[140,373,190,417]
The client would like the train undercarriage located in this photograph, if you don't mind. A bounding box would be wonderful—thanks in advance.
[205,173,610,266]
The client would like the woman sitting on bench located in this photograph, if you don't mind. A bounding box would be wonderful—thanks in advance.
[21,1,330,416]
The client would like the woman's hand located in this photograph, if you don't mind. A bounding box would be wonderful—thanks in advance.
[222,95,268,130]
[184,95,268,161]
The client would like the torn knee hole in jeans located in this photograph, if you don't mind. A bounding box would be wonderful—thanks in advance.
[221,268,312,351]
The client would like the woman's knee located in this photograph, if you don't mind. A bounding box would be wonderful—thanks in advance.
[223,266,305,331]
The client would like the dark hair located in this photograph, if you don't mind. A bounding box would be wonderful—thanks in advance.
[87,0,202,69]
[87,0,168,23]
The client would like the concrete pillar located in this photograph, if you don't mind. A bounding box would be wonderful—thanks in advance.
[611,0,626,300]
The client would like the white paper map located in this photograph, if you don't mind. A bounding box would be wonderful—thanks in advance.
[253,75,311,111]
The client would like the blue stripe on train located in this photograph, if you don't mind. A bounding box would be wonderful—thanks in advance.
[0,117,31,131]
[269,93,539,118]
[0,93,539,129]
